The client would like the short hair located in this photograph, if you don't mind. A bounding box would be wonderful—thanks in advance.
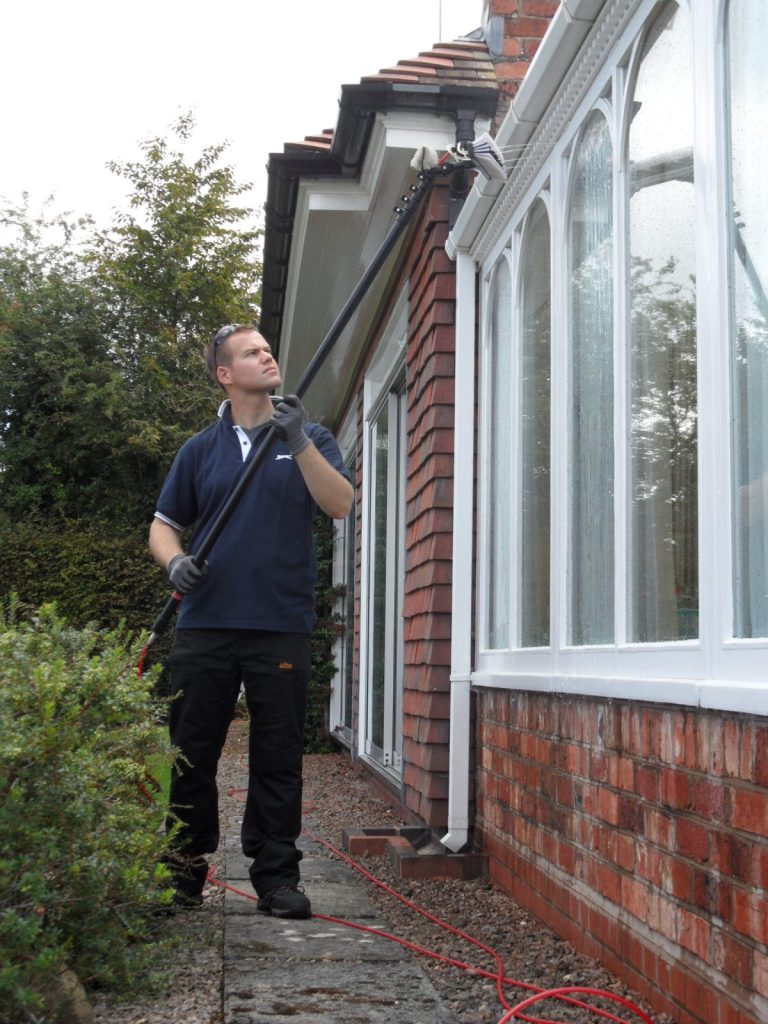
[205,324,258,387]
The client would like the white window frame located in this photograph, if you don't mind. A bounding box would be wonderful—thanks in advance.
[329,408,358,746]
[473,0,767,715]
[358,289,408,777]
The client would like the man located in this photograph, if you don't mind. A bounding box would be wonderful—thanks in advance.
[149,323,353,918]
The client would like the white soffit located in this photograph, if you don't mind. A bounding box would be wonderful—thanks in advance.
[278,111,456,425]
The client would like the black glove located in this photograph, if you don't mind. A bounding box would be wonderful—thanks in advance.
[168,554,208,594]
[270,394,310,456]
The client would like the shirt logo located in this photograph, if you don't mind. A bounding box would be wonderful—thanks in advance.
[275,454,293,461]
[278,661,294,670]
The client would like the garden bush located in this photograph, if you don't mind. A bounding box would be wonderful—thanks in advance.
[0,601,175,1023]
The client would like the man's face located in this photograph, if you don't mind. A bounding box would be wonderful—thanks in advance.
[217,329,282,394]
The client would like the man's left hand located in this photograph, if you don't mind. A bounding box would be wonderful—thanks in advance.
[271,395,310,456]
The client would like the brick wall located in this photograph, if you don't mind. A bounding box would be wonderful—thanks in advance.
[487,0,560,124]
[476,688,768,1024]
[401,181,456,826]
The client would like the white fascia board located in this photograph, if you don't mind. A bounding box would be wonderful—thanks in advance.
[448,0,607,257]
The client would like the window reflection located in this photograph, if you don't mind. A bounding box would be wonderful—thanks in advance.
[487,259,513,649]
[628,0,698,642]
[519,199,551,647]
[568,111,614,646]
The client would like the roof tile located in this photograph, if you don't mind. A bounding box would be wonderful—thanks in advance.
[288,38,497,155]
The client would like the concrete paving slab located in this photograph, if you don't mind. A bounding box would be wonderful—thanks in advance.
[222,787,458,1023]
[225,911,406,962]
[224,957,458,1023]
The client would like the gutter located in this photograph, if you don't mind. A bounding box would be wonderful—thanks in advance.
[441,0,607,853]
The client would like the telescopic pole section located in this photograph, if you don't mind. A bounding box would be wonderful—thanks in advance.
[145,163,461,646]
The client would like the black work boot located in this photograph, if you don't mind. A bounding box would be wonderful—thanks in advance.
[257,885,311,919]
[162,852,209,909]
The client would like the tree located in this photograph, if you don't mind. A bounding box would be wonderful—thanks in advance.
[89,111,262,483]
[0,114,262,526]
[0,201,121,520]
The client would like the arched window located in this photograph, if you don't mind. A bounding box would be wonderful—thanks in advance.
[519,199,551,647]
[568,111,614,646]
[486,257,513,649]
[727,0,768,638]
[627,0,697,642]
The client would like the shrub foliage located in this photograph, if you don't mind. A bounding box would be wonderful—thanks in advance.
[0,602,174,1022]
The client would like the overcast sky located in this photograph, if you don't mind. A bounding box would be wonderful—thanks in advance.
[2,0,482,229]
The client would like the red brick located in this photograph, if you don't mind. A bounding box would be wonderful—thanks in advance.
[667,857,693,901]
[614,753,638,790]
[693,867,732,920]
[676,819,711,863]
[661,769,691,810]
[691,778,725,821]
[740,723,755,779]
[755,725,768,787]
[731,886,768,944]
[591,750,608,781]
[621,875,648,923]
[522,36,543,58]
[755,948,768,999]
[731,787,768,836]
[596,863,621,905]
[636,843,662,885]
[504,16,554,38]
[712,931,754,988]
[635,764,660,801]
[618,795,644,835]
[522,0,558,13]
[723,719,742,777]
[494,59,532,81]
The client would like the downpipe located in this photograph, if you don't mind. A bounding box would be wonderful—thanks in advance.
[441,250,479,854]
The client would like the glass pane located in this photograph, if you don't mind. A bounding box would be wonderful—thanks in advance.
[369,405,389,747]
[728,0,768,637]
[487,259,513,649]
[519,199,551,647]
[628,0,698,641]
[568,111,614,645]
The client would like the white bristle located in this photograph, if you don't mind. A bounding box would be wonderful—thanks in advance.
[410,145,440,172]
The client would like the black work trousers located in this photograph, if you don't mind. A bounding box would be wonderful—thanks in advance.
[166,628,310,896]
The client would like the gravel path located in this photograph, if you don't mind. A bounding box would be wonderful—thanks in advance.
[93,719,672,1024]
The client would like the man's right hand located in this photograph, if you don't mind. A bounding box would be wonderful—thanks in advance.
[168,554,208,594]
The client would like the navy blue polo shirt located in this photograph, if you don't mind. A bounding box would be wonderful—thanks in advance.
[154,404,348,633]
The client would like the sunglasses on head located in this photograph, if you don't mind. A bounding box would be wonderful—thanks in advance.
[212,324,248,364]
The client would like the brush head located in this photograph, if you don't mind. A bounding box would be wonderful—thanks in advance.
[410,145,440,172]
[465,132,507,182]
